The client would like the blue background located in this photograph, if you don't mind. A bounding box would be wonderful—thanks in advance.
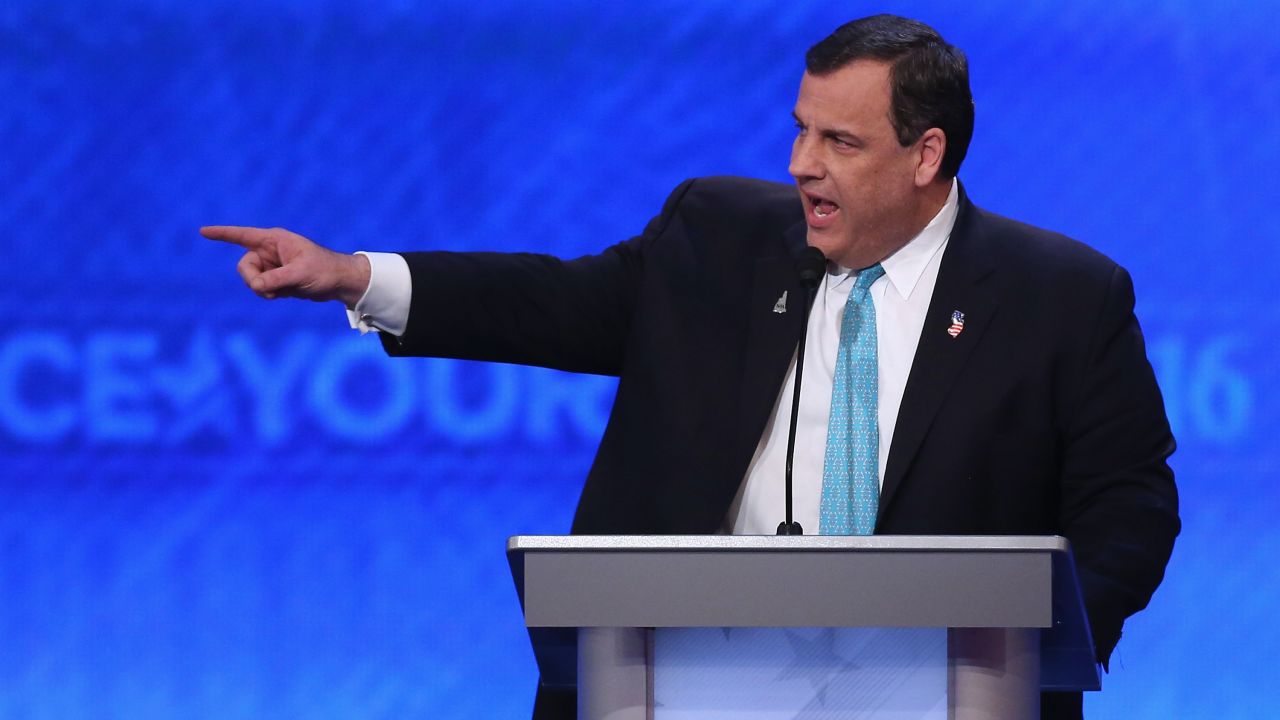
[2,1,1276,717]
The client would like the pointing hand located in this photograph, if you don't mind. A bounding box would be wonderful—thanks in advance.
[201,225,371,308]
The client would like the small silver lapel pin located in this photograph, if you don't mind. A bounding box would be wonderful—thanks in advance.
[773,291,788,314]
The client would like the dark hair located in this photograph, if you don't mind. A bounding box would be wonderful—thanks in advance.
[806,14,974,178]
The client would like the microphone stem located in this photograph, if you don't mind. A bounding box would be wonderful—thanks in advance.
[779,282,817,535]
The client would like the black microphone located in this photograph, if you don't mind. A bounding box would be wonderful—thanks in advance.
[777,246,827,536]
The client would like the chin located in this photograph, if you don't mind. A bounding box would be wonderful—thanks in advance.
[804,232,845,264]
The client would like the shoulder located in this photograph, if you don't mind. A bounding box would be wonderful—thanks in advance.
[658,176,803,231]
[678,175,799,209]
[962,198,1123,286]
[955,197,1142,357]
[622,176,803,286]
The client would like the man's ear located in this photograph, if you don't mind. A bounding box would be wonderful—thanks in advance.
[915,128,947,187]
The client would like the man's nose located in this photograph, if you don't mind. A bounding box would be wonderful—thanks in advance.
[789,135,822,180]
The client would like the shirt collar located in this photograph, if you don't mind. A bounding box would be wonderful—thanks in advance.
[827,178,960,300]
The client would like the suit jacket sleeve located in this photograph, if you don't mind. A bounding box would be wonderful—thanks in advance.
[1059,264,1179,667]
[378,179,697,375]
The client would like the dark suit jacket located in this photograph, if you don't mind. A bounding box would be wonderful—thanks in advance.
[384,176,1179,719]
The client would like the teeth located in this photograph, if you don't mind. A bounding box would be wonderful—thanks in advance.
[811,196,837,218]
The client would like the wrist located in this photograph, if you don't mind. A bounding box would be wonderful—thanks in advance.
[339,252,372,309]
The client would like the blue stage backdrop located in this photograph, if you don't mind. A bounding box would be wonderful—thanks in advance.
[2,1,1276,717]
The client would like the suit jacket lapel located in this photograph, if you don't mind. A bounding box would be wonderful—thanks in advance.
[735,221,809,467]
[878,193,999,523]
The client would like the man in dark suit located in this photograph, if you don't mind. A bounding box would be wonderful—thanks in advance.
[205,14,1178,719]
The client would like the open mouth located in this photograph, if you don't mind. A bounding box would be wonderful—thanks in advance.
[813,198,839,217]
[804,191,841,222]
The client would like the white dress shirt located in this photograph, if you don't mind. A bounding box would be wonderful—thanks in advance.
[726,180,959,534]
[347,180,960,536]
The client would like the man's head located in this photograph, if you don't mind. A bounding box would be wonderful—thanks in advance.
[789,14,973,268]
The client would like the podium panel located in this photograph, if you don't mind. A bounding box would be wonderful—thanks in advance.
[655,627,947,720]
[509,536,1097,719]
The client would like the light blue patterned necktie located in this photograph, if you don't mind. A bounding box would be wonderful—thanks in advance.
[819,263,885,535]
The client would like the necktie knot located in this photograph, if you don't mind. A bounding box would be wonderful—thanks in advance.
[853,263,885,292]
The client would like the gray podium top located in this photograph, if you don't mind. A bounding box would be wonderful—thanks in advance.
[507,535,1099,691]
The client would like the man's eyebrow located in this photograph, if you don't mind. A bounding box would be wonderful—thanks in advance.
[798,123,860,148]
[793,111,864,145]
[794,111,861,138]
[822,128,862,143]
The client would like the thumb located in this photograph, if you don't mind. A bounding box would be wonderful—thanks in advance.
[254,263,305,298]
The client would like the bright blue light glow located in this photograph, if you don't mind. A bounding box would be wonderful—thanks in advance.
[1,2,1276,717]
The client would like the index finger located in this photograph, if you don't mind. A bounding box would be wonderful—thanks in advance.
[200,225,274,249]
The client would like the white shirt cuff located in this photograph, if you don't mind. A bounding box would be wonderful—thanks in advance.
[345,251,412,336]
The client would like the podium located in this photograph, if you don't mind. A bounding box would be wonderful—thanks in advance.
[508,535,1099,719]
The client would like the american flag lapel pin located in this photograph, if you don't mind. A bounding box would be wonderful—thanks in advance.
[947,310,965,338]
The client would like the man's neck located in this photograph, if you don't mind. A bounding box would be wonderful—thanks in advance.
[853,179,956,269]
[907,179,955,242]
